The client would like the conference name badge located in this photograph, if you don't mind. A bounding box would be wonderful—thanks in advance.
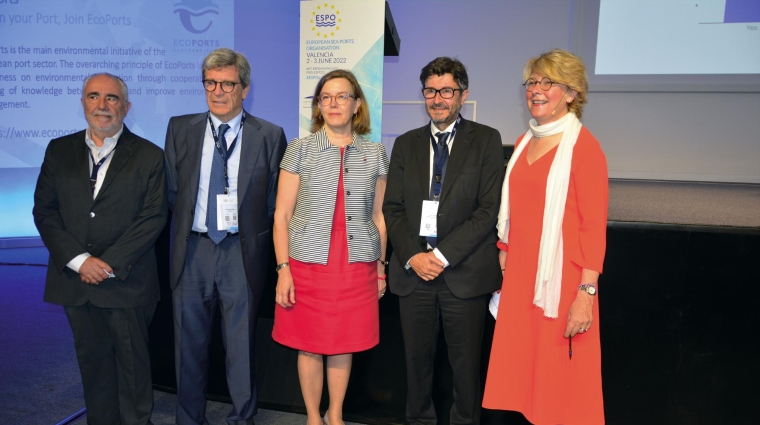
[216,194,239,232]
[419,200,439,237]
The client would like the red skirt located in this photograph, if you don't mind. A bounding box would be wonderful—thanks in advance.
[272,159,378,355]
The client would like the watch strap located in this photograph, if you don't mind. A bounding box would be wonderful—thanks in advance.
[578,283,597,295]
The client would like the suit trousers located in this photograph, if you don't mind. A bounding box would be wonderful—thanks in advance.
[64,301,156,425]
[398,276,489,425]
[173,233,260,425]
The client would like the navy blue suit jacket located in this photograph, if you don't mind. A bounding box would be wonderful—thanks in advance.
[164,111,287,292]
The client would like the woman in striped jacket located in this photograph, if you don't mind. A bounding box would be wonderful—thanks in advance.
[272,69,389,425]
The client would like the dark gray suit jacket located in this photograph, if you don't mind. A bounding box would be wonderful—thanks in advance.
[33,126,168,308]
[164,111,287,292]
[383,118,504,298]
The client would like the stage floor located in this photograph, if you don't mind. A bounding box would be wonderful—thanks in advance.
[608,179,759,232]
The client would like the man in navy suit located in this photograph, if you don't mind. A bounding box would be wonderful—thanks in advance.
[34,73,168,425]
[383,57,504,425]
[164,48,287,425]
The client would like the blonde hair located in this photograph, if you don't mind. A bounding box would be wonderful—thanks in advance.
[310,70,370,135]
[523,49,588,119]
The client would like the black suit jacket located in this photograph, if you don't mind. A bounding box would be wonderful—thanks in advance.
[164,111,287,292]
[33,126,168,308]
[383,119,504,298]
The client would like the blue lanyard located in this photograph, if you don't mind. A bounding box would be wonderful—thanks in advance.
[429,116,461,200]
[89,143,117,194]
[208,112,245,192]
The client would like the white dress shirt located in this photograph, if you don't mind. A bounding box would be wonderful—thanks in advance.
[405,120,458,270]
[66,125,124,273]
[192,111,244,232]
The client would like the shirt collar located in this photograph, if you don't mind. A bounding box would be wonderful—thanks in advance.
[85,124,124,152]
[429,120,457,141]
[314,127,363,153]
[208,110,244,136]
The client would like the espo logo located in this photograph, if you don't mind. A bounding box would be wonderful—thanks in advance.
[309,3,343,39]
[174,0,219,34]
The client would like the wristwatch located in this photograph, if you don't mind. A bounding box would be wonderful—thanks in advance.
[578,283,597,296]
[275,262,290,272]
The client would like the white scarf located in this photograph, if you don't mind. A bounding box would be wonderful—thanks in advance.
[496,112,582,318]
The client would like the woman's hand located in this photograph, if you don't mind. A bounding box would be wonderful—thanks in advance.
[498,250,507,275]
[378,278,387,299]
[275,269,296,308]
[564,291,594,338]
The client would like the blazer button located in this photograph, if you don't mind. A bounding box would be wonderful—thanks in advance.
[185,236,189,241]
[345,168,349,173]
[190,209,195,215]
[90,212,95,218]
[349,235,353,240]
[87,243,93,248]
[346,191,351,195]
[127,265,132,271]
[347,216,352,221]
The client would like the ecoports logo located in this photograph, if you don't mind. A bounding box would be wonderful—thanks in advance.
[173,0,219,34]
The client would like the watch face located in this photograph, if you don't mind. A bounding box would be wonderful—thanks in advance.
[587,286,596,295]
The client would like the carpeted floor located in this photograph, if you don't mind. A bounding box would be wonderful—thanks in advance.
[0,257,361,425]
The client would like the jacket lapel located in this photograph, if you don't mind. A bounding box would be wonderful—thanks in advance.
[236,111,265,207]
[97,126,135,196]
[185,114,207,206]
[75,135,93,200]
[439,119,473,204]
[415,126,431,198]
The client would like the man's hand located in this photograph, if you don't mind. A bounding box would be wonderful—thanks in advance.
[79,256,113,285]
[409,252,445,281]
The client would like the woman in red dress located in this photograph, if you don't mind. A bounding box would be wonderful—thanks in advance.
[482,49,608,425]
[272,70,389,425]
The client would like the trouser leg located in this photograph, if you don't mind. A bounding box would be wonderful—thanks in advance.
[398,279,441,425]
[104,303,157,425]
[439,285,488,425]
[174,235,218,425]
[65,303,121,425]
[216,236,257,425]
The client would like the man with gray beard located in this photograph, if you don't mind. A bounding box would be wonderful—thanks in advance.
[33,72,168,425]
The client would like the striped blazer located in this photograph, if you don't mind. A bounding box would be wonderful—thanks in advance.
[281,128,389,264]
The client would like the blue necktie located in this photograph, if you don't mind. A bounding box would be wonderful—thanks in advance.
[427,131,449,248]
[206,123,230,244]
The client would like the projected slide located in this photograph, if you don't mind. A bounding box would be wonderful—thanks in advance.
[595,0,760,75]
[0,0,234,237]
[0,0,233,168]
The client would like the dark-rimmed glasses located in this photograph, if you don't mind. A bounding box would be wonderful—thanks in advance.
[202,80,243,93]
[318,93,356,105]
[421,87,463,99]
[523,77,558,91]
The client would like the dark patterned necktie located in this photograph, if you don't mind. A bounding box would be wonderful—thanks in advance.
[427,131,449,248]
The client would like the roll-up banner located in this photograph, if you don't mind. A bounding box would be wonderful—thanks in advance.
[299,0,385,142]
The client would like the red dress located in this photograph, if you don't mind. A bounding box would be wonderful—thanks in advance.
[482,128,608,425]
[272,149,379,355]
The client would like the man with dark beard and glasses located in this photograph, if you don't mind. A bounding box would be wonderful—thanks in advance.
[383,57,504,425]
[33,72,167,425]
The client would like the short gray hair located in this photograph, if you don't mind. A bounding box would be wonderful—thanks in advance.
[81,73,129,103]
[202,48,251,88]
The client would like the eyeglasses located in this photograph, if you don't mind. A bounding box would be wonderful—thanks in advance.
[318,93,356,105]
[523,77,559,91]
[421,87,463,99]
[202,80,243,93]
